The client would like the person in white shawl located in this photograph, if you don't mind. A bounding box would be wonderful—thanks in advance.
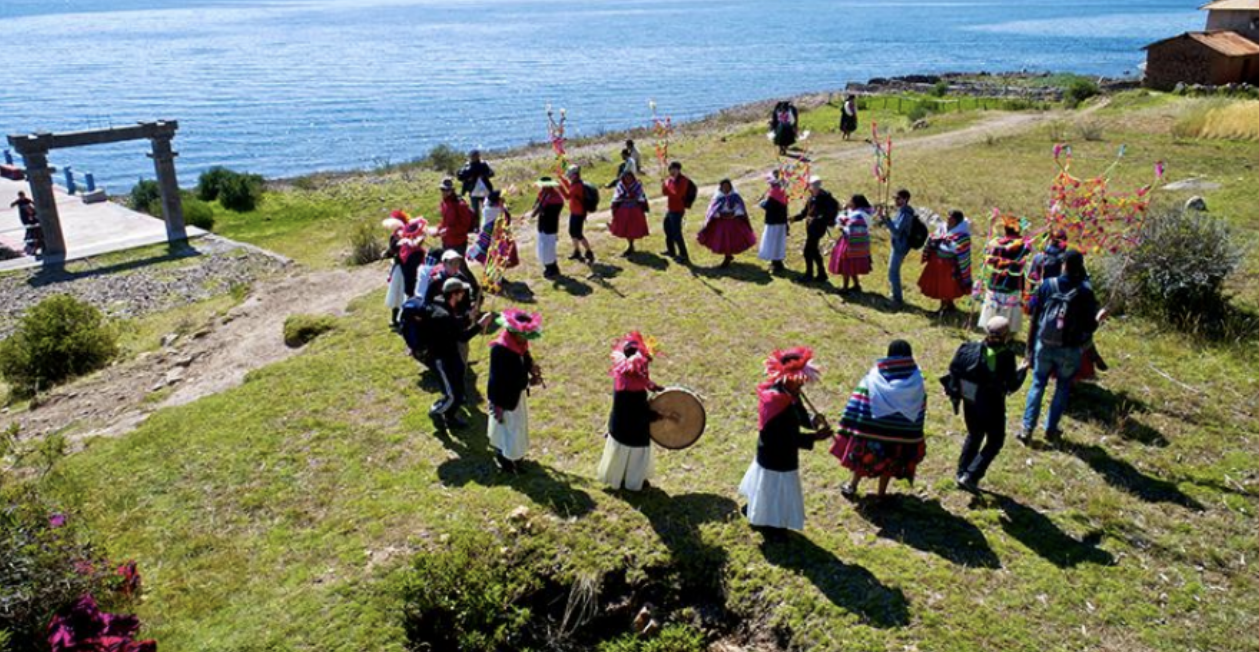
[829,340,927,502]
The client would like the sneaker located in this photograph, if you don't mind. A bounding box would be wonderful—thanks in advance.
[1045,429,1064,444]
[585,251,596,263]
[796,273,815,283]
[815,274,829,285]
[1016,428,1033,446]
[956,473,979,493]
[446,413,469,429]
[568,251,583,261]
[840,482,858,500]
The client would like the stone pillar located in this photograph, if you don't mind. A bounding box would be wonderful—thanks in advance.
[148,134,186,242]
[19,149,66,258]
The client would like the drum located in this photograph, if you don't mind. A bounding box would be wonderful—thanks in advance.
[648,387,706,450]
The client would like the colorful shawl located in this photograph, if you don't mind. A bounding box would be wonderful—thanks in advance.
[838,208,871,260]
[930,219,972,293]
[983,235,1029,294]
[705,190,748,223]
[838,356,926,443]
[612,177,647,207]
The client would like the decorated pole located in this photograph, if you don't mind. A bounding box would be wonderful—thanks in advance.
[649,99,674,177]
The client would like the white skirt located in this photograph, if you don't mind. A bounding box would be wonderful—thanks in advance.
[414,263,436,301]
[758,224,788,261]
[596,436,654,491]
[536,232,558,265]
[488,390,529,461]
[385,263,407,309]
[738,460,806,531]
[978,290,1024,333]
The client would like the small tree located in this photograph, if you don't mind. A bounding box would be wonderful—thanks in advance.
[1065,79,1100,109]
[0,295,118,398]
[196,166,233,202]
[217,172,265,212]
[128,180,161,217]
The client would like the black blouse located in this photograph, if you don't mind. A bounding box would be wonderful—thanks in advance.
[487,344,534,411]
[756,392,816,472]
[609,389,652,447]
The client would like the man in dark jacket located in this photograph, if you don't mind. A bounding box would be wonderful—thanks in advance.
[456,149,495,218]
[1020,250,1098,445]
[791,176,838,283]
[423,278,492,430]
[948,316,1028,492]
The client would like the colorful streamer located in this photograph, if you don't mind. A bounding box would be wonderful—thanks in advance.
[869,122,893,209]
[546,104,568,179]
[649,99,674,176]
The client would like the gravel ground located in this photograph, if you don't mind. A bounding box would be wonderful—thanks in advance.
[0,236,289,338]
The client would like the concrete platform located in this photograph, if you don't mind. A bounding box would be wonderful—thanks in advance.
[0,176,206,271]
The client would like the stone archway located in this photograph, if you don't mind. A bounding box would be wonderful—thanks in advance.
[6,120,186,264]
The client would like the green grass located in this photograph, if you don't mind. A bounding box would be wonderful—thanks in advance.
[37,95,1260,651]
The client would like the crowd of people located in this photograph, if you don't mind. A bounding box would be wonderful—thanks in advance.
[377,110,1106,535]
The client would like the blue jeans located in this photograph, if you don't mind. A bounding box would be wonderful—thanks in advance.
[888,245,908,302]
[664,211,688,258]
[1022,342,1082,435]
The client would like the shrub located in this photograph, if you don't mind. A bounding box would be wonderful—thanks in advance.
[930,80,949,97]
[907,104,930,123]
[195,166,233,202]
[283,314,338,348]
[0,295,118,398]
[596,624,706,652]
[400,529,543,652]
[1065,79,1100,108]
[1075,120,1104,141]
[182,197,215,231]
[1098,210,1242,332]
[128,180,161,216]
[346,219,384,266]
[424,143,463,175]
[217,171,265,212]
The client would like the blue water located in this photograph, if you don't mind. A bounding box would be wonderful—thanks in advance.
[0,0,1201,190]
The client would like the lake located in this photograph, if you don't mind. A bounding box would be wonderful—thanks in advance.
[0,0,1202,190]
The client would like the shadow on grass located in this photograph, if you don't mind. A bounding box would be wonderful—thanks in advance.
[855,495,1000,568]
[435,408,596,519]
[551,274,593,297]
[27,241,202,287]
[499,279,537,304]
[619,488,737,595]
[1061,441,1204,511]
[978,491,1116,568]
[623,250,670,271]
[688,260,773,286]
[758,531,910,629]
[830,289,936,319]
[1066,383,1168,447]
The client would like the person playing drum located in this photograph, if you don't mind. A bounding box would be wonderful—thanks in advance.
[739,347,832,534]
[597,331,664,491]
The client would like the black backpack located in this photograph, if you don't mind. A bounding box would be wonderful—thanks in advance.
[1037,278,1096,348]
[582,182,600,213]
[399,297,430,361]
[683,178,699,209]
[908,211,929,250]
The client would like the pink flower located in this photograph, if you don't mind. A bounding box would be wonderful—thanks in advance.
[49,512,67,529]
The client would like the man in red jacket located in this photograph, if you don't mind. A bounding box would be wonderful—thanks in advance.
[437,177,474,257]
[560,165,595,263]
[660,161,694,263]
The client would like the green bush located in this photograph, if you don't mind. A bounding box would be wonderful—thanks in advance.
[1098,210,1242,331]
[424,143,464,175]
[129,180,161,216]
[930,80,949,98]
[0,295,117,398]
[1065,79,1100,109]
[907,104,930,123]
[346,219,384,266]
[217,171,265,212]
[400,529,542,652]
[196,166,233,202]
[596,624,706,652]
[182,197,215,231]
[283,314,338,348]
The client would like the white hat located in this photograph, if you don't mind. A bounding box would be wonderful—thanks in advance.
[441,249,464,262]
[808,175,823,186]
[985,315,1011,335]
[442,277,470,294]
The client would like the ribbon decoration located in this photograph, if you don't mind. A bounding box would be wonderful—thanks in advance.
[546,104,568,179]
[774,129,815,203]
[869,121,893,210]
[480,183,524,296]
[649,99,674,176]
[1046,144,1164,256]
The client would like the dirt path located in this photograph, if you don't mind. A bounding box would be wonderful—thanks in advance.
[4,106,1092,445]
[3,265,381,444]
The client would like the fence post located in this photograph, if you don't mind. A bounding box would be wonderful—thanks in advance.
[2,150,11,166]
[64,166,76,195]
[85,173,96,192]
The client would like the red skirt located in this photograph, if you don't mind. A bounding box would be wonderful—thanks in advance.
[610,205,650,240]
[828,239,872,277]
[696,217,757,255]
[830,433,925,481]
[918,255,967,300]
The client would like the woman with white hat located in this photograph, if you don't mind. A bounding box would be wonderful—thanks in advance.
[530,176,565,278]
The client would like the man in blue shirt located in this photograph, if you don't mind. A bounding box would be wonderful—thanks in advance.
[1019,250,1098,445]
[879,188,914,306]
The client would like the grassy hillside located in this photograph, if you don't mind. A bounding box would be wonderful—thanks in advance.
[39,92,1259,651]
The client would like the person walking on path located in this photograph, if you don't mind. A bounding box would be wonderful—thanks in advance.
[946,316,1028,492]
[828,194,874,294]
[696,178,757,268]
[530,176,565,279]
[609,170,650,256]
[977,215,1031,333]
[660,161,696,262]
[839,95,859,140]
[791,176,839,284]
[878,188,916,306]
[424,278,494,431]
[831,340,927,503]
[487,308,544,473]
[756,172,790,273]
[9,191,42,256]
[1019,250,1099,445]
[559,165,596,264]
[918,209,972,314]
[456,149,495,219]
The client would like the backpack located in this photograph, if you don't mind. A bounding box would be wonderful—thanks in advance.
[1037,278,1095,348]
[683,178,699,209]
[399,297,431,361]
[907,211,929,250]
[582,182,600,213]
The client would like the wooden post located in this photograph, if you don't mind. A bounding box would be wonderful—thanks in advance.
[11,144,66,260]
[148,133,187,243]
